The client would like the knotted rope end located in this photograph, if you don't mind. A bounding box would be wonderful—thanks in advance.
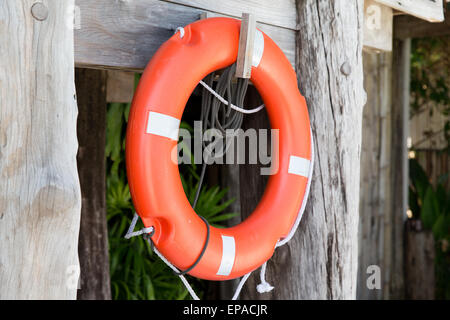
[256,281,274,294]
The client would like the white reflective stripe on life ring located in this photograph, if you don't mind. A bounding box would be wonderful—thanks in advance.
[216,235,236,276]
[146,111,180,141]
[252,29,264,68]
[288,155,310,178]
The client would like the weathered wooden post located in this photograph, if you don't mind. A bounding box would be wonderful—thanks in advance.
[0,1,81,299]
[242,0,366,299]
[357,51,392,300]
[357,0,394,300]
[388,37,411,299]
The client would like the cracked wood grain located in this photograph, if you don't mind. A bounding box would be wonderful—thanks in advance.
[0,0,81,299]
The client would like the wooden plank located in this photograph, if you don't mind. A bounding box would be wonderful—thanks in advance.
[74,0,296,71]
[378,53,394,300]
[363,0,393,52]
[75,68,111,300]
[106,71,135,103]
[394,10,450,39]
[388,38,411,299]
[235,13,256,79]
[0,0,81,299]
[162,0,298,30]
[374,0,444,22]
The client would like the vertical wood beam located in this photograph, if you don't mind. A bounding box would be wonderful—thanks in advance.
[240,1,365,300]
[388,37,410,299]
[357,51,392,300]
[0,0,81,299]
[75,68,111,300]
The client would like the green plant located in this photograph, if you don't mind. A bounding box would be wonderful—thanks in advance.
[106,101,237,300]
[409,158,450,299]
[410,36,450,150]
[409,34,450,299]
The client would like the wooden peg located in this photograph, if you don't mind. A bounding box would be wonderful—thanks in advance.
[235,13,256,79]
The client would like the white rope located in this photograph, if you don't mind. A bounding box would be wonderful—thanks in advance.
[124,213,153,239]
[256,262,274,293]
[232,271,253,300]
[175,26,185,39]
[148,239,200,300]
[125,213,200,300]
[199,80,265,114]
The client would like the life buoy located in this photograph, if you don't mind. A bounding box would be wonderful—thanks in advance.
[126,17,312,280]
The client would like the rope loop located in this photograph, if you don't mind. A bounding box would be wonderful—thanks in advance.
[199,80,265,115]
[175,26,185,39]
[124,213,154,239]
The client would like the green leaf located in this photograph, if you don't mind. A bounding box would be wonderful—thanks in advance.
[432,214,449,240]
[208,212,238,223]
[106,103,126,162]
[144,274,155,300]
[421,186,440,229]
[409,158,431,203]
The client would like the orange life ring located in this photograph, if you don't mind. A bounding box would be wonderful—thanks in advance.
[126,17,312,280]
